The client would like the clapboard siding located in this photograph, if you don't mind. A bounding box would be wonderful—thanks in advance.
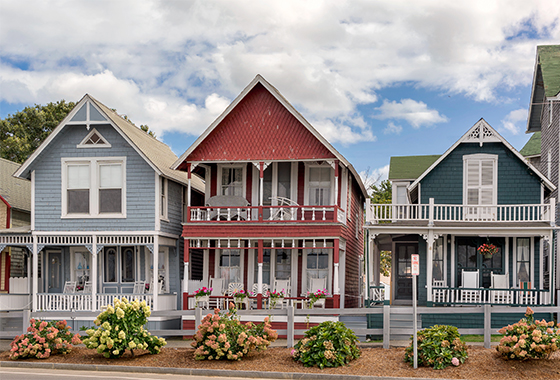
[30,124,156,231]
[160,179,184,236]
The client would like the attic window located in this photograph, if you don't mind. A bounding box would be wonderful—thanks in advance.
[77,128,111,148]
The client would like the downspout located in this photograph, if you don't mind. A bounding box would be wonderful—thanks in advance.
[0,195,11,228]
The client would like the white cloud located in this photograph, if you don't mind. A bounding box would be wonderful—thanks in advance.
[384,122,403,134]
[374,99,448,128]
[0,0,558,143]
[501,108,528,135]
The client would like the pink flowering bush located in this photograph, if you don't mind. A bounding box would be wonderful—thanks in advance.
[9,319,82,360]
[191,305,278,361]
[496,307,560,360]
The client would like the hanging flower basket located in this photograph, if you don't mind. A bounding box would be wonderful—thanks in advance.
[477,243,498,258]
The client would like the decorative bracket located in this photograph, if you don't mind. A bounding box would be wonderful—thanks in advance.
[421,234,440,244]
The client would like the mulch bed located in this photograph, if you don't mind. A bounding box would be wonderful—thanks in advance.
[2,345,560,379]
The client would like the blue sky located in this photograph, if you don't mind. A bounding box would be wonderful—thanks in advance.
[1,1,559,187]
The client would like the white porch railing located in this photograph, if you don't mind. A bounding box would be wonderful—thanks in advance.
[432,287,551,306]
[36,293,157,312]
[188,205,342,223]
[366,198,555,225]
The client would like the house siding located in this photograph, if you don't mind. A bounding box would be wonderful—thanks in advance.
[160,179,184,236]
[420,143,542,205]
[29,124,156,231]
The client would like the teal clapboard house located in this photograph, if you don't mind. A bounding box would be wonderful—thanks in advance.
[365,119,557,316]
[0,94,203,321]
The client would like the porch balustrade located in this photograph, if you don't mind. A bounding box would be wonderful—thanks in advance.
[35,293,180,312]
[366,198,555,225]
[187,205,342,223]
[431,287,551,306]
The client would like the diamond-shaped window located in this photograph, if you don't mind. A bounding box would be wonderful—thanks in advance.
[77,128,111,148]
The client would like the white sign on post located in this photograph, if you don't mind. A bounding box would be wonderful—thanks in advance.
[411,253,419,369]
[411,254,419,276]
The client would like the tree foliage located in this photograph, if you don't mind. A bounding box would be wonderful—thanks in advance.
[0,100,76,163]
[1,100,156,164]
[369,179,392,276]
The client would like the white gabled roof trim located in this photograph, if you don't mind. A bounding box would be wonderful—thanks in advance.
[172,74,368,198]
[409,118,555,192]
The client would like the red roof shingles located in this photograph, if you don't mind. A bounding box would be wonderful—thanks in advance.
[186,83,335,162]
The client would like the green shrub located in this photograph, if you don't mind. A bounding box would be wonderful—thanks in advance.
[191,305,278,360]
[82,298,166,358]
[404,325,468,369]
[496,307,560,360]
[292,321,361,369]
[9,319,82,360]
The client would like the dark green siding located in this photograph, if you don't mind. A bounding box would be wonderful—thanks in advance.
[420,143,542,205]
[422,313,553,329]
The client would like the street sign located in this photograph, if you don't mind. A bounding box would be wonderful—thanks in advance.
[411,254,419,276]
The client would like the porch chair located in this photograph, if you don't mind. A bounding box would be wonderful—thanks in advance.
[133,281,146,294]
[63,281,77,293]
[209,277,225,309]
[308,277,327,308]
[269,197,299,220]
[227,282,249,309]
[432,279,447,303]
[188,280,205,308]
[272,278,291,308]
[62,281,77,310]
[250,283,270,309]
[490,272,511,304]
[518,281,537,305]
[83,281,93,293]
[460,270,480,303]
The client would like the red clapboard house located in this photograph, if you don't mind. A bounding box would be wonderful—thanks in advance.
[173,75,367,312]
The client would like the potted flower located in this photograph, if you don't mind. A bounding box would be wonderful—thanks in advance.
[232,289,248,309]
[478,243,498,259]
[307,288,329,309]
[267,289,285,309]
[193,287,212,307]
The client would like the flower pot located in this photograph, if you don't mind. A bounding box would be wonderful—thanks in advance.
[195,295,209,308]
[484,253,493,259]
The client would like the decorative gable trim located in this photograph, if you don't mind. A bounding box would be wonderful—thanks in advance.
[408,119,555,193]
[77,128,111,148]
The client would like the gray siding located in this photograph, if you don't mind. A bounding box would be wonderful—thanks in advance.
[160,179,184,236]
[30,124,156,231]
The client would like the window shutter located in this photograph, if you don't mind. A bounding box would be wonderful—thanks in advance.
[464,156,496,206]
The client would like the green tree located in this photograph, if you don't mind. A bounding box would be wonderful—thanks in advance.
[0,100,76,163]
[370,179,392,276]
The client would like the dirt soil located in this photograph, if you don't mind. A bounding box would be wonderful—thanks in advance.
[1,345,560,379]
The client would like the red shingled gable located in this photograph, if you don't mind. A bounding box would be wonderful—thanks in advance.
[186,83,336,162]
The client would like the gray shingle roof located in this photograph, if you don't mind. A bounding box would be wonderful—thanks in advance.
[0,158,31,212]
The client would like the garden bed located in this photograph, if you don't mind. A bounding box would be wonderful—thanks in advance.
[1,345,559,379]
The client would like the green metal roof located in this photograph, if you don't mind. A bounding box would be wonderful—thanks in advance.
[519,132,541,157]
[538,45,560,98]
[388,155,441,180]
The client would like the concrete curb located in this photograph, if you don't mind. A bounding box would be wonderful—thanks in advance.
[0,360,459,380]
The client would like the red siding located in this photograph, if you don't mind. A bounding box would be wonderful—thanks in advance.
[186,84,336,162]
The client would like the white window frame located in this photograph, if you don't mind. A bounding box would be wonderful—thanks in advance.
[301,241,332,296]
[217,164,246,198]
[214,241,244,287]
[392,182,410,205]
[463,154,498,217]
[160,177,168,221]
[76,128,111,148]
[61,157,126,218]
[304,163,334,206]
[513,237,534,287]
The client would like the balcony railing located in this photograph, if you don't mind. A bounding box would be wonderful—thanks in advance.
[432,287,551,306]
[365,198,555,225]
[35,293,177,311]
[187,205,343,223]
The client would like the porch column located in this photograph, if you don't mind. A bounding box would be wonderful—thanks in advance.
[152,235,159,310]
[334,161,339,206]
[187,163,192,223]
[425,231,435,304]
[365,231,371,307]
[257,239,263,309]
[183,238,190,310]
[333,239,340,308]
[259,162,264,222]
[32,235,38,312]
[91,235,98,311]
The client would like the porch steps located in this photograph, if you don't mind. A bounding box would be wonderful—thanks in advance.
[390,312,421,341]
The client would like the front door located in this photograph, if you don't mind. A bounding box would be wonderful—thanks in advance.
[47,251,63,293]
[395,243,417,300]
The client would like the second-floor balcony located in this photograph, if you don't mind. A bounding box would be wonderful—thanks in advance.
[365,198,556,226]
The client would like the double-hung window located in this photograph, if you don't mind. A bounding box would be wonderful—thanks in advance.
[62,157,126,218]
[307,166,332,206]
[463,154,497,219]
[221,167,244,197]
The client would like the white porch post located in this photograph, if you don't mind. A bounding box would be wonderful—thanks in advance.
[334,161,339,207]
[425,230,434,303]
[153,235,159,310]
[32,235,38,312]
[91,235,98,310]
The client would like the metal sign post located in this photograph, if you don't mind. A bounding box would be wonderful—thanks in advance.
[411,253,419,369]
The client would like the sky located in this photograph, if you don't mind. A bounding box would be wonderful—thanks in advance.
[1,0,559,188]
